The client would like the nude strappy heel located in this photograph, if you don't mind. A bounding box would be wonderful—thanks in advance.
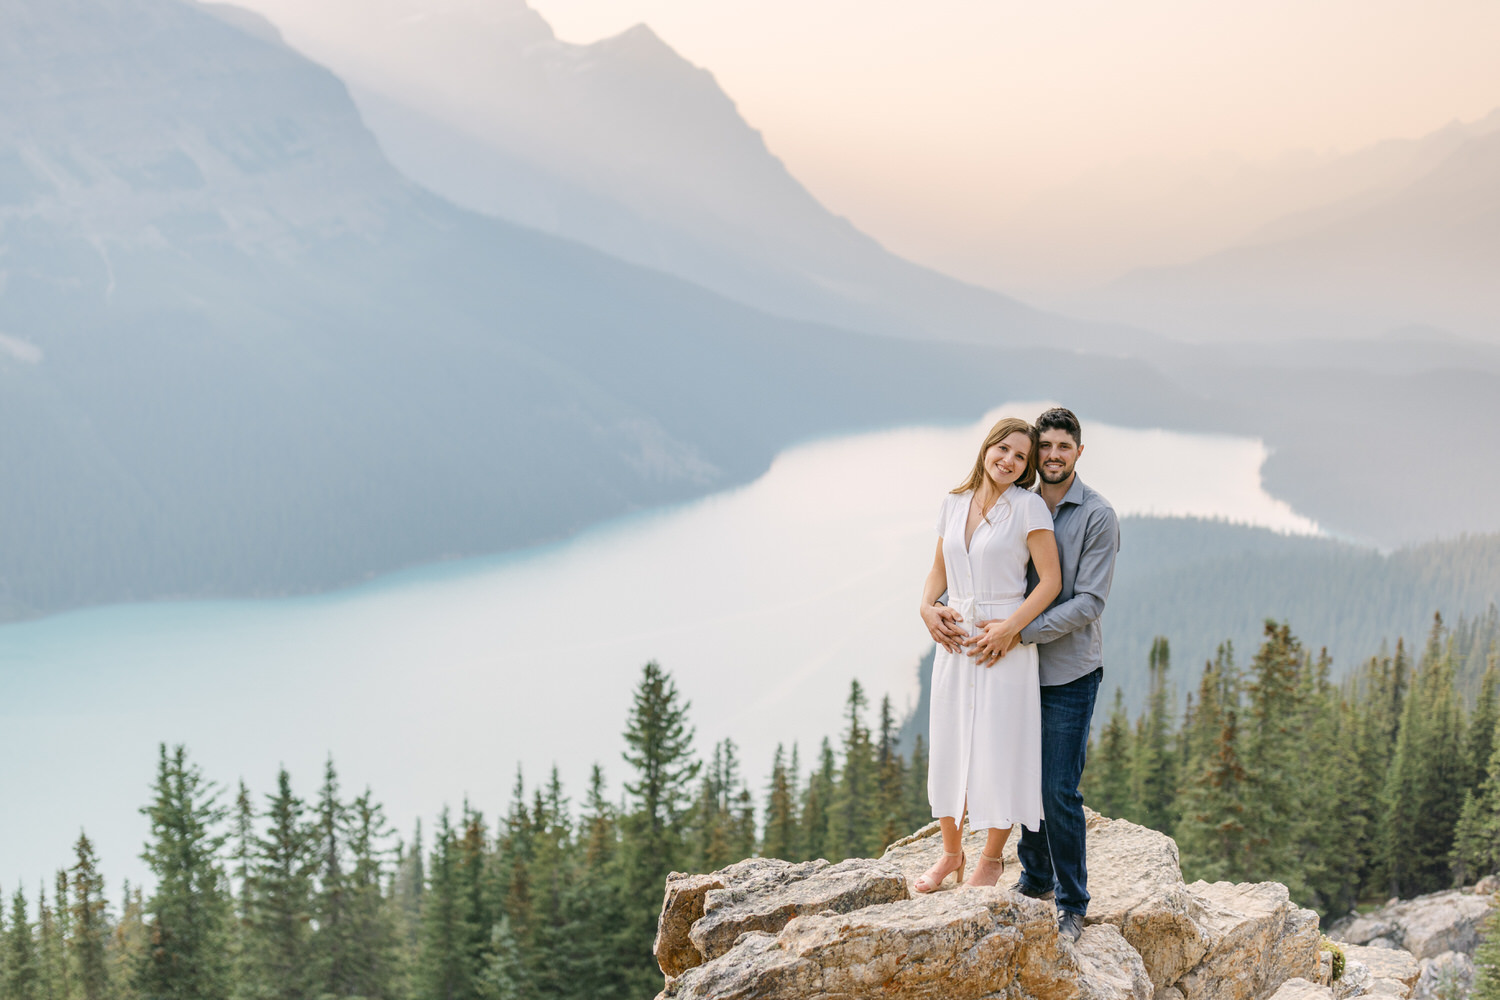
[964,851,1005,888]
[913,850,965,893]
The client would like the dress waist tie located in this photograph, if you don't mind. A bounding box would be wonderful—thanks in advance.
[949,592,1025,625]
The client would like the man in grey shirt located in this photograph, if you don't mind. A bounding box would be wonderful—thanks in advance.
[1014,407,1120,941]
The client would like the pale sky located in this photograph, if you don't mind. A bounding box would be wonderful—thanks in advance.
[530,0,1500,286]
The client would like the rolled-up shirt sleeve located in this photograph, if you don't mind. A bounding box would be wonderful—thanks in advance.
[1020,506,1120,645]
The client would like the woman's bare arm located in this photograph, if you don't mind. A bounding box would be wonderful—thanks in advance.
[919,538,966,652]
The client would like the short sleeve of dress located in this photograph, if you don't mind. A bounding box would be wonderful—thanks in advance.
[936,494,952,537]
[1023,490,1054,534]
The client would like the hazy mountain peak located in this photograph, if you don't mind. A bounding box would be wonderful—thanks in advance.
[193,1,288,47]
[0,0,408,253]
[596,22,675,58]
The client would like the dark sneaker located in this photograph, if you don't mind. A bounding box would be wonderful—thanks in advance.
[1014,880,1055,901]
[1058,910,1084,943]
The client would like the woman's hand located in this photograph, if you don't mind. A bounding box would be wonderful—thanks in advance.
[964,618,1022,666]
[921,603,967,653]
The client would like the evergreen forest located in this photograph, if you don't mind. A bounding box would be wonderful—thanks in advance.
[4,612,1500,1000]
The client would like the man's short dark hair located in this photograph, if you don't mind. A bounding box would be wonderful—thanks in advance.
[1036,407,1081,446]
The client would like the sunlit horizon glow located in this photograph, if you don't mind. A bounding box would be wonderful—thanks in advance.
[528,0,1500,288]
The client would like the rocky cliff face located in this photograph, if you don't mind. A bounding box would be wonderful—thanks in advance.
[651,811,1470,1000]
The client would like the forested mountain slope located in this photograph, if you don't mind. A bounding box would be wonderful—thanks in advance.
[901,519,1500,744]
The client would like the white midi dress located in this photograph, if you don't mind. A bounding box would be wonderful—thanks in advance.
[929,485,1053,832]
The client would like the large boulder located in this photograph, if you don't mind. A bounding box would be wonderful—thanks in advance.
[1083,814,1212,987]
[1413,952,1475,1000]
[1173,882,1322,1000]
[1334,959,1375,1000]
[658,871,730,977]
[1341,944,1421,1000]
[1076,923,1155,1000]
[655,858,909,977]
[659,889,1084,1000]
[655,814,1320,1000]
[1269,979,1335,1000]
[1328,891,1492,960]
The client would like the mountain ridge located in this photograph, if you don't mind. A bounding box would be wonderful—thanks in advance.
[1075,121,1500,343]
[0,0,1214,619]
[228,0,1156,353]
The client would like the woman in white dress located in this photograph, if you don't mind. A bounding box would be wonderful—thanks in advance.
[914,416,1062,891]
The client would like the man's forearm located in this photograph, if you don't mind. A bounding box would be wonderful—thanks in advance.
[1020,592,1105,645]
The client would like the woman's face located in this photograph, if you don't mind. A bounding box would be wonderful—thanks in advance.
[983,431,1032,490]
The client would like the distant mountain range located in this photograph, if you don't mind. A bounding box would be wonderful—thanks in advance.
[947,108,1500,299]
[3,0,1499,621]
[0,0,1209,619]
[221,0,1156,353]
[1072,116,1500,343]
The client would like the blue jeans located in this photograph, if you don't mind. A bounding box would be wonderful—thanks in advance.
[1017,667,1102,916]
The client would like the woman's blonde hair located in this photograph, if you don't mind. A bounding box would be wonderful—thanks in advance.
[951,417,1039,495]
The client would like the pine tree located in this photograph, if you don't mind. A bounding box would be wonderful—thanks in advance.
[875,695,908,851]
[762,745,797,861]
[559,765,629,1000]
[341,789,402,1000]
[1084,689,1132,820]
[1175,650,1249,881]
[906,734,931,835]
[136,744,232,1000]
[393,820,425,959]
[800,739,836,862]
[310,758,353,999]
[1242,622,1304,883]
[1349,647,1407,894]
[1127,638,1177,832]
[619,661,700,997]
[1290,647,1362,911]
[531,780,570,997]
[620,662,700,873]
[39,877,71,1000]
[826,680,877,859]
[689,743,733,872]
[245,767,315,1000]
[68,833,111,1000]
[1473,899,1500,1000]
[494,770,534,998]
[1468,662,1500,792]
[1382,617,1467,895]
[111,882,147,1000]
[229,781,255,1000]
[418,810,478,1000]
[5,888,41,1000]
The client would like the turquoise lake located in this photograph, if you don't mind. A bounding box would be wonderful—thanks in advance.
[0,402,1319,890]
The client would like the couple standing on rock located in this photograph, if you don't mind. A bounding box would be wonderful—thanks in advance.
[916,407,1119,944]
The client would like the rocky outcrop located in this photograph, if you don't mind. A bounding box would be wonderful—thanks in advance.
[654,858,910,977]
[1328,891,1493,961]
[654,811,1328,1000]
[1340,945,1422,999]
[1270,978,1335,1000]
[1413,952,1475,1000]
[1174,881,1322,1000]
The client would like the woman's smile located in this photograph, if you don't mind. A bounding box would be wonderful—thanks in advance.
[984,430,1033,489]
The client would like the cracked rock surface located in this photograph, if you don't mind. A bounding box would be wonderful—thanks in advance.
[653,811,1326,1000]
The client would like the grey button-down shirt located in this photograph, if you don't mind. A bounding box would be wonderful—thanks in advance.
[1020,474,1120,686]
